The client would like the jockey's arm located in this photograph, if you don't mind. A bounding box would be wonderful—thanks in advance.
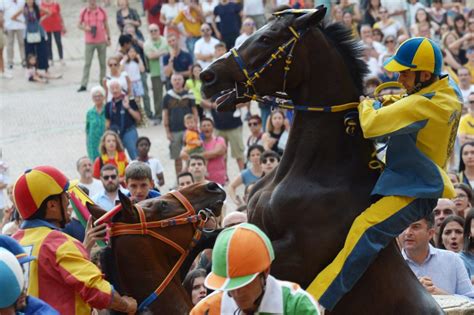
[358,95,427,140]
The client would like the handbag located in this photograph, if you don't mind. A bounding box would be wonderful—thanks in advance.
[26,31,41,44]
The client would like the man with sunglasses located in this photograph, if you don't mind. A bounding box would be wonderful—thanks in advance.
[92,164,128,211]
[194,23,220,69]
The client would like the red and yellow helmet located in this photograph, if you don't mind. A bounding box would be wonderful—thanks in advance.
[13,166,69,220]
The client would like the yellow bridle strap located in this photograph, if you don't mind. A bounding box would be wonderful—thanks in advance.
[373,81,405,97]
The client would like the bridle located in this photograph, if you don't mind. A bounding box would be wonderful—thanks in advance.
[108,190,214,311]
[230,11,359,113]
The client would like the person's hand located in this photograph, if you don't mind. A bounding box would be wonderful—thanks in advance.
[84,25,92,32]
[124,18,133,25]
[166,132,173,141]
[215,31,222,40]
[1,207,13,226]
[235,195,244,206]
[123,96,130,109]
[123,296,137,314]
[106,38,111,47]
[83,217,107,253]
[418,276,447,295]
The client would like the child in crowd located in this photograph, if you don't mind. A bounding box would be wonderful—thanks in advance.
[125,162,161,203]
[185,64,204,119]
[183,113,204,155]
[25,54,48,83]
[134,136,165,188]
[122,46,145,106]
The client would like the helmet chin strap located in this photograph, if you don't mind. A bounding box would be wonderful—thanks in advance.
[231,273,268,315]
[409,71,437,94]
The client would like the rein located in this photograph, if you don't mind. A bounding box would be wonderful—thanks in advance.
[109,190,211,311]
[230,23,359,113]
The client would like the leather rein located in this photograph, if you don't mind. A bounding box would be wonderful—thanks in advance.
[108,190,213,311]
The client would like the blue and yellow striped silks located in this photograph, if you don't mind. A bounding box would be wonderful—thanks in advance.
[307,197,437,309]
[306,75,462,310]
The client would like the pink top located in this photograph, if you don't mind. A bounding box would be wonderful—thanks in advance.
[203,136,227,185]
[79,7,108,44]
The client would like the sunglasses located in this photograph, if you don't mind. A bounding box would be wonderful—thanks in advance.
[262,157,277,164]
[385,40,395,43]
[248,122,260,127]
[150,29,159,33]
[243,22,255,26]
[102,175,118,180]
[201,28,211,32]
[108,63,118,67]
[470,101,474,104]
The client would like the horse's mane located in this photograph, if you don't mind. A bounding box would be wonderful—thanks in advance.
[320,22,368,95]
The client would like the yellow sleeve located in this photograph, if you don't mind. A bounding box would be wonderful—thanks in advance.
[458,115,469,135]
[173,12,183,24]
[358,95,429,139]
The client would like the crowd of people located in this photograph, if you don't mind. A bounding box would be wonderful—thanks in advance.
[1,0,474,313]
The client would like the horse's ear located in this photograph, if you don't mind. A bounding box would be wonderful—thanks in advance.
[86,202,107,221]
[293,7,327,30]
[118,190,137,221]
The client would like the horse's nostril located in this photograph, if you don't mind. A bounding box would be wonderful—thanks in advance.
[200,70,216,84]
[206,182,220,192]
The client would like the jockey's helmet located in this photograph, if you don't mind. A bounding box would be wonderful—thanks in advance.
[13,166,69,220]
[383,37,443,76]
[205,223,275,291]
[0,248,24,308]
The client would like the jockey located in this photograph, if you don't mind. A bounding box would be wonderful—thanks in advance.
[307,37,463,310]
[190,223,320,314]
[11,166,137,315]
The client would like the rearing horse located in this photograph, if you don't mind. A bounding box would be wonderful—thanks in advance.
[200,7,444,314]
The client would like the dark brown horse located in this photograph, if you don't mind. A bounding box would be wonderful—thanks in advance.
[200,7,443,314]
[87,182,226,314]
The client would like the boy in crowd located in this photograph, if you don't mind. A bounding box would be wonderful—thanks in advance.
[183,113,204,155]
[125,162,161,202]
[134,136,165,188]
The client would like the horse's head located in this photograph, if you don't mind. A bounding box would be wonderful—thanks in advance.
[200,7,328,111]
[87,182,226,313]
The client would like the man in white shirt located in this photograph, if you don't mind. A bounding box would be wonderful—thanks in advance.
[194,23,220,70]
[2,0,26,69]
[75,156,104,198]
[360,24,386,59]
[459,67,474,110]
[92,164,127,211]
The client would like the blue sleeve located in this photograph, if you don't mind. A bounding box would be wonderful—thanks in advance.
[130,99,139,111]
[25,296,59,315]
[163,54,170,66]
[454,255,474,299]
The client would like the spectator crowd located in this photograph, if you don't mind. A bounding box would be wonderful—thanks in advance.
[1,0,474,313]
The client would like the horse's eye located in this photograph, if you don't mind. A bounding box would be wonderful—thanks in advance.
[259,35,271,44]
[160,201,168,210]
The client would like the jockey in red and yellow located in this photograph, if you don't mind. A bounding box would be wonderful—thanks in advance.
[307,37,463,310]
[12,166,137,315]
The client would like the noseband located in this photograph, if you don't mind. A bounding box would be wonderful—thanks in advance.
[109,190,212,311]
[230,18,359,113]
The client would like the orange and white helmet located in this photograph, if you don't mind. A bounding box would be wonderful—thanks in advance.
[13,166,69,219]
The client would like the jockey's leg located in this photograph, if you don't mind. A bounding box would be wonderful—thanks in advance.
[306,196,437,310]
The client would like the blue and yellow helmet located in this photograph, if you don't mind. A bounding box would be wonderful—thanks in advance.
[384,37,443,75]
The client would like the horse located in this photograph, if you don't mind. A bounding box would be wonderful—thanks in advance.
[200,7,444,314]
[87,182,226,314]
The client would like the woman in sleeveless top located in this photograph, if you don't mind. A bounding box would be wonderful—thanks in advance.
[228,145,264,206]
[458,142,474,189]
[262,109,288,157]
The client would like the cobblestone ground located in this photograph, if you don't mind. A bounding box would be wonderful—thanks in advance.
[0,0,250,211]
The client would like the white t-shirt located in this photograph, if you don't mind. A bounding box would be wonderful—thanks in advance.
[461,85,474,107]
[2,0,26,30]
[235,33,250,48]
[200,0,219,24]
[406,2,425,28]
[161,3,183,23]
[105,72,129,102]
[243,0,265,16]
[381,0,407,26]
[79,178,104,199]
[375,19,403,39]
[122,60,142,82]
[194,37,220,69]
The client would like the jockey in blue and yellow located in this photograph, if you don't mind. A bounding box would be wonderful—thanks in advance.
[307,37,463,310]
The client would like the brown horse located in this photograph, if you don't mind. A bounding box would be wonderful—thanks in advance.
[200,7,444,314]
[87,182,226,314]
